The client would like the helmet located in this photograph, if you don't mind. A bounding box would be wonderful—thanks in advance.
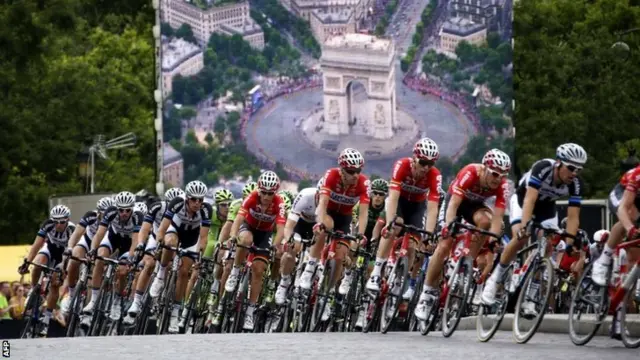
[185,180,208,198]
[215,188,234,203]
[50,205,71,220]
[114,191,136,208]
[370,178,389,194]
[482,148,511,174]
[134,202,148,215]
[165,187,185,201]
[280,194,292,212]
[593,229,610,244]
[242,181,258,198]
[556,143,587,167]
[413,137,440,161]
[338,148,365,169]
[281,190,295,203]
[96,197,114,212]
[258,171,280,192]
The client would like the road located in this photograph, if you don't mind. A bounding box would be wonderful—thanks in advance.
[7,331,636,360]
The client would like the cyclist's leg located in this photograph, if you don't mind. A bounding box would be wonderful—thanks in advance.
[150,226,178,298]
[299,216,332,290]
[126,234,157,317]
[30,245,50,288]
[62,235,90,305]
[225,223,253,292]
[85,233,114,311]
[40,245,64,334]
[369,200,407,291]
[333,211,354,293]
[467,205,493,258]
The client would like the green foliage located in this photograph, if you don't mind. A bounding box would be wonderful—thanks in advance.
[401,0,437,71]
[0,0,155,244]
[175,23,198,45]
[161,22,174,37]
[375,0,399,36]
[514,0,640,197]
[250,0,321,58]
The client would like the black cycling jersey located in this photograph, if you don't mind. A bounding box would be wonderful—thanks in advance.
[516,158,584,207]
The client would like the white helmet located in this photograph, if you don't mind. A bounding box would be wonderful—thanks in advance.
[593,229,610,244]
[96,197,114,212]
[338,148,365,169]
[482,148,511,174]
[185,180,208,198]
[165,187,185,201]
[114,191,136,208]
[50,205,71,220]
[134,202,148,215]
[258,171,280,192]
[556,143,587,167]
[413,137,440,161]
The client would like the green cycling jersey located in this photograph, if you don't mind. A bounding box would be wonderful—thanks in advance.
[227,198,243,223]
[204,206,227,258]
[352,201,386,240]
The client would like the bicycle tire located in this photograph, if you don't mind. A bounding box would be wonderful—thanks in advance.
[310,259,335,332]
[568,262,608,346]
[231,269,251,333]
[99,290,117,336]
[134,290,153,335]
[620,285,640,348]
[381,256,408,334]
[180,277,201,334]
[476,264,513,342]
[89,270,112,337]
[20,285,42,339]
[513,257,554,344]
[442,257,472,338]
[157,271,176,335]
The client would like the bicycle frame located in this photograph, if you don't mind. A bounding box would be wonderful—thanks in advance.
[607,238,640,312]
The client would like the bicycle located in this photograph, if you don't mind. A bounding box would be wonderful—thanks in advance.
[568,230,640,348]
[64,254,93,337]
[87,254,132,336]
[440,220,499,338]
[407,247,432,332]
[375,219,431,334]
[130,246,163,335]
[101,255,141,336]
[19,260,63,339]
[309,229,356,332]
[287,234,318,333]
[341,236,377,332]
[181,256,216,334]
[155,243,199,334]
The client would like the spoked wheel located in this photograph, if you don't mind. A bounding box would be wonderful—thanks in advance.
[477,265,513,342]
[362,295,380,333]
[442,258,473,338]
[418,296,440,336]
[513,257,554,344]
[568,262,609,346]
[619,284,640,348]
[310,260,335,332]
[380,257,408,334]
[408,272,425,332]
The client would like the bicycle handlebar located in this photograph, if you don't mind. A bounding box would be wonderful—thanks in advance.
[525,221,575,239]
[388,216,433,236]
[449,219,500,239]
[323,229,357,242]
[158,243,200,258]
[23,260,62,274]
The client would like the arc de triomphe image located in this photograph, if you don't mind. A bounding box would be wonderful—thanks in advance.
[321,33,396,140]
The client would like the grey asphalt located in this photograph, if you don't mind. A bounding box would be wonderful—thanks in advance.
[7,331,636,360]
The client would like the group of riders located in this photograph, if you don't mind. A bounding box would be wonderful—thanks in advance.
[18,137,640,341]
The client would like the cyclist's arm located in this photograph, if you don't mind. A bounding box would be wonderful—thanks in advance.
[230,213,245,238]
[444,193,463,226]
[372,217,385,240]
[155,218,171,243]
[219,221,233,243]
[489,206,505,236]
[564,207,580,245]
[137,222,152,247]
[357,202,369,235]
[425,200,439,233]
[90,225,108,251]
[520,186,539,229]
[68,224,86,249]
[197,203,213,252]
[284,210,299,241]
[315,193,330,226]
[384,189,400,225]
[618,188,637,232]
[26,235,46,263]
[425,169,443,233]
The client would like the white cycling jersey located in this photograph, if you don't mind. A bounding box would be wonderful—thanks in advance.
[288,187,318,223]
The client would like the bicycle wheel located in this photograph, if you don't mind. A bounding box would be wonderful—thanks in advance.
[310,259,335,332]
[380,257,408,334]
[513,257,554,344]
[157,272,176,334]
[20,286,42,339]
[620,284,640,348]
[231,270,251,333]
[418,296,440,336]
[66,282,87,337]
[477,265,513,342]
[568,262,609,346]
[442,257,472,338]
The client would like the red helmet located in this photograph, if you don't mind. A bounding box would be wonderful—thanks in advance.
[338,148,364,169]
[482,149,511,174]
[413,138,440,161]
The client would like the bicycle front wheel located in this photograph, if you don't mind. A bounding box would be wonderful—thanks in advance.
[568,262,608,346]
[442,257,472,338]
[620,285,640,348]
[513,257,554,344]
[477,264,513,342]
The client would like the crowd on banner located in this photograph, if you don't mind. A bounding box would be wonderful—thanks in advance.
[0,281,28,321]
[238,73,483,182]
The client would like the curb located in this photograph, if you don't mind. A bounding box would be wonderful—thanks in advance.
[456,313,640,335]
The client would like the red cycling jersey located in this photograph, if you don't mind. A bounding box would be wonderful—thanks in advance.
[449,164,508,209]
[621,165,640,195]
[389,157,442,202]
[238,192,286,232]
[319,168,370,215]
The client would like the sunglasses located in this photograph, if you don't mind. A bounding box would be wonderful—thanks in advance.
[53,219,68,225]
[565,164,582,174]
[343,168,361,175]
[218,202,230,208]
[118,208,132,214]
[260,191,275,196]
[372,191,387,197]
[489,170,507,178]
[188,197,204,203]
[416,158,435,167]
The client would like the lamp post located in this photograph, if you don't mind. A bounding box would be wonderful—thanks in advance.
[89,132,137,193]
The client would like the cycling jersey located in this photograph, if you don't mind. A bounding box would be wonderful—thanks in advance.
[390,157,442,202]
[99,207,143,257]
[319,168,370,215]
[516,159,584,206]
[289,187,318,223]
[144,200,168,235]
[76,210,100,252]
[37,219,77,266]
[353,201,385,240]
[238,191,286,232]
[621,165,640,195]
[450,164,508,209]
[227,198,244,223]
[163,197,213,249]
[204,207,226,258]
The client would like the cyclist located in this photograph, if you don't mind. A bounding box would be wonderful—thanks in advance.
[368,139,442,296]
[82,191,143,322]
[150,180,212,333]
[123,187,184,324]
[274,185,320,305]
[18,205,75,336]
[298,148,370,311]
[556,217,589,276]
[59,197,114,315]
[415,148,510,320]
[482,143,587,313]
[225,171,286,331]
[591,163,640,287]
[587,229,610,262]
[210,181,257,327]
